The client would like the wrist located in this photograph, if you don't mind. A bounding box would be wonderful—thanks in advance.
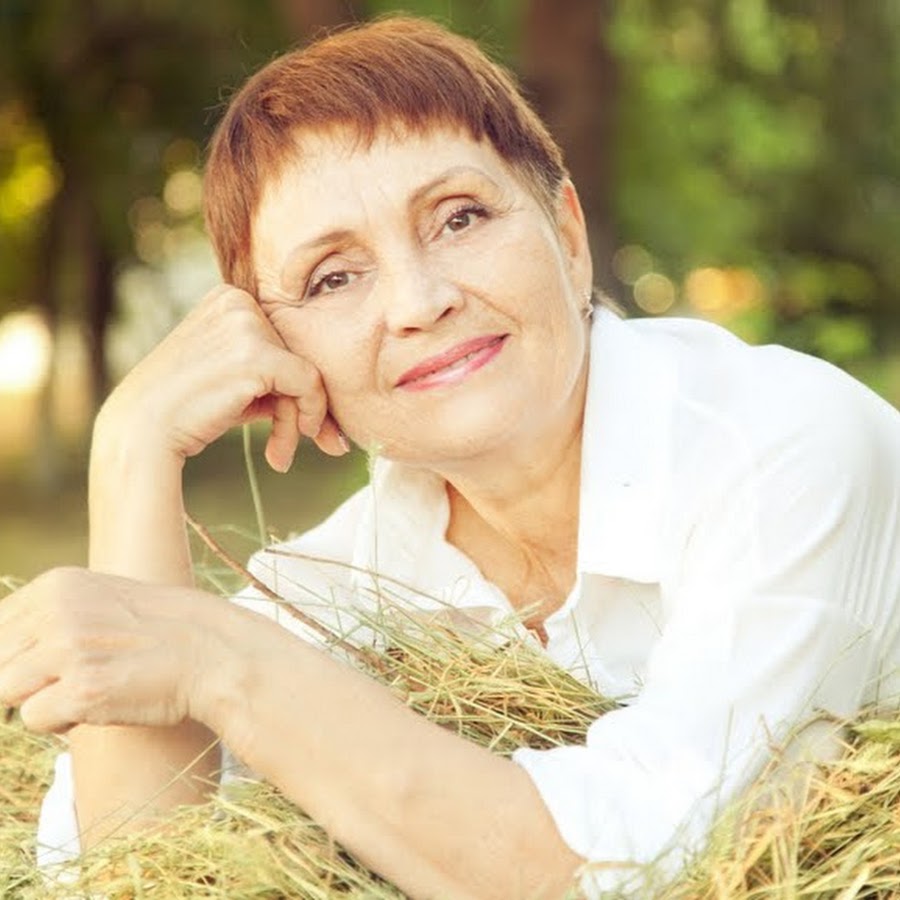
[185,595,258,739]
[186,598,320,764]
[88,394,192,581]
[92,391,186,472]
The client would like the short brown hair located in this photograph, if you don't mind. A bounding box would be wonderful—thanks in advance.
[204,16,567,294]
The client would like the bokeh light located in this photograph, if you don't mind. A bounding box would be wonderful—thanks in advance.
[0,120,60,228]
[612,244,653,286]
[684,267,765,317]
[0,311,52,393]
[163,169,203,217]
[633,272,677,315]
[162,138,200,173]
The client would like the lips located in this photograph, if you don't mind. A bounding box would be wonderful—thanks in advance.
[395,334,508,390]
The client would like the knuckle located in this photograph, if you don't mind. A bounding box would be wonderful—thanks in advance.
[305,367,325,393]
[295,403,322,429]
[31,567,85,621]
[34,565,80,594]
[57,626,88,658]
[208,285,252,313]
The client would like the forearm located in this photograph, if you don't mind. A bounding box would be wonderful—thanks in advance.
[207,606,581,900]
[87,402,193,584]
[71,405,217,848]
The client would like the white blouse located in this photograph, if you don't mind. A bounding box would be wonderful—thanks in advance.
[38,310,900,896]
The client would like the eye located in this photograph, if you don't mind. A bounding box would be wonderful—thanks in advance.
[440,203,487,237]
[307,269,354,299]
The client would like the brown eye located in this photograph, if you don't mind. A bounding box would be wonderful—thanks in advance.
[447,210,474,232]
[323,272,349,290]
[441,203,487,237]
[307,269,352,298]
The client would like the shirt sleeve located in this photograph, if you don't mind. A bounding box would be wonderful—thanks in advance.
[514,375,899,896]
[35,750,80,874]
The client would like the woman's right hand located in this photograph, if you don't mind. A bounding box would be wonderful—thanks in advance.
[97,284,348,472]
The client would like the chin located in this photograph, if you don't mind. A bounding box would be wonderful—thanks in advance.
[357,394,530,467]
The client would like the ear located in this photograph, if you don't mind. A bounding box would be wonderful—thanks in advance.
[555,179,593,296]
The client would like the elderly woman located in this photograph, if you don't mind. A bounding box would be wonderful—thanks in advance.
[4,16,900,899]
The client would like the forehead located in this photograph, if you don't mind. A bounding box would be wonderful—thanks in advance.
[250,125,521,271]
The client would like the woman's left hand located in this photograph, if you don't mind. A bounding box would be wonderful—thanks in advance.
[0,567,219,734]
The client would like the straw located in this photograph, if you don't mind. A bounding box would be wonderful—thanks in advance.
[3,532,900,897]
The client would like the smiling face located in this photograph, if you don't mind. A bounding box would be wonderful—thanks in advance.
[251,126,592,470]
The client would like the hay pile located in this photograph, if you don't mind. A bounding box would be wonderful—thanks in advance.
[1,625,616,899]
[3,640,900,898]
[3,543,900,897]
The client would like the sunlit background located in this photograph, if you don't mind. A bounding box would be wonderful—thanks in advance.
[1,0,898,579]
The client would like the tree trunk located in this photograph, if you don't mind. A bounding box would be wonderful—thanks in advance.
[82,197,115,414]
[521,0,620,302]
[29,182,68,493]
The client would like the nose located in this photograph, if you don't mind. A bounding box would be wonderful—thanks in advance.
[379,254,463,336]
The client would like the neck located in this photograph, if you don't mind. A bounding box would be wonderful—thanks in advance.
[445,409,584,554]
[438,359,588,619]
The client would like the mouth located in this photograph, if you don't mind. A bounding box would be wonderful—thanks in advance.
[395,334,508,391]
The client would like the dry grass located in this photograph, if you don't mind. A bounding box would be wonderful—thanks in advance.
[0,626,614,899]
[3,534,900,898]
[4,634,900,898]
[669,721,900,898]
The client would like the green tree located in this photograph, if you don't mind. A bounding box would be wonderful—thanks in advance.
[0,1,294,483]
[2,0,896,491]
[608,0,900,369]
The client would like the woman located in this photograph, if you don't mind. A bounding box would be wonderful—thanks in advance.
[4,16,900,899]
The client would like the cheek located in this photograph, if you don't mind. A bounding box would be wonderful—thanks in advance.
[317,331,377,398]
[271,310,373,387]
[291,321,384,441]
[469,225,572,317]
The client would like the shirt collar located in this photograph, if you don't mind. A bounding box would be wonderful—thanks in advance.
[576,308,676,583]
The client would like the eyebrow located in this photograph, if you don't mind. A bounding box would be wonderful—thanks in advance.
[407,164,499,208]
[277,165,499,289]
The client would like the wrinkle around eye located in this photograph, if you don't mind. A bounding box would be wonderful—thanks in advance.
[257,291,302,314]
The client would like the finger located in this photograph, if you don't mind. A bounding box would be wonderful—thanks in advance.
[19,680,77,735]
[293,378,328,440]
[265,395,301,473]
[0,577,55,664]
[0,630,38,671]
[263,345,328,426]
[313,413,351,458]
[0,579,38,634]
[0,647,58,708]
[191,283,254,322]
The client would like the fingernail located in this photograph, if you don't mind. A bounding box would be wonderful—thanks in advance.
[337,429,351,454]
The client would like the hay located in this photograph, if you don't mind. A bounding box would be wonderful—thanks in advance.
[5,639,900,898]
[667,721,900,898]
[1,629,613,899]
[3,542,900,897]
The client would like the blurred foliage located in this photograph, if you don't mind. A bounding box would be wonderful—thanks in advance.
[0,0,897,417]
[0,0,289,407]
[0,0,897,577]
[608,0,900,366]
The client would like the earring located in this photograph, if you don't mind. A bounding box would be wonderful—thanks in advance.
[582,288,594,321]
